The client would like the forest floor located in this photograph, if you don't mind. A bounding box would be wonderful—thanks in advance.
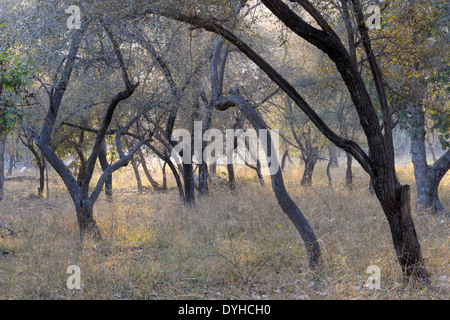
[0,161,448,300]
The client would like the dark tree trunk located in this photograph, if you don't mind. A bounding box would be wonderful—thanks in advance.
[255,159,265,186]
[76,199,101,241]
[374,184,429,286]
[239,103,321,268]
[227,163,235,190]
[183,162,196,205]
[38,162,45,198]
[98,143,112,200]
[198,162,209,196]
[162,161,168,190]
[0,134,6,201]
[410,105,447,213]
[345,152,353,189]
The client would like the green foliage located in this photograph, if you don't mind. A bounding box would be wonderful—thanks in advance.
[0,49,31,136]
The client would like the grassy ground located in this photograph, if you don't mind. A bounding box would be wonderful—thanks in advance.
[0,161,448,300]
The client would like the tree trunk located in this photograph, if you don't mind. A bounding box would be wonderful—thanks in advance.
[7,152,15,176]
[240,104,321,268]
[137,150,165,191]
[255,159,265,186]
[162,161,168,190]
[281,150,289,171]
[376,184,429,286]
[130,158,143,194]
[410,105,446,213]
[76,199,101,241]
[183,163,195,205]
[345,151,353,189]
[98,143,112,200]
[326,157,333,187]
[328,144,339,168]
[37,160,45,198]
[198,162,209,196]
[227,163,235,190]
[0,134,6,201]
[301,149,318,186]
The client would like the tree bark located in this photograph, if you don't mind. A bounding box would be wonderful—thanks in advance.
[345,151,353,190]
[76,199,101,241]
[326,157,333,187]
[0,133,6,201]
[410,105,448,213]
[214,90,322,268]
[381,185,429,285]
[130,157,143,194]
[7,152,15,176]
[301,148,319,186]
[98,142,113,200]
[183,162,196,205]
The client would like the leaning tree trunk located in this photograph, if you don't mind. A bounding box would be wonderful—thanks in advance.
[214,91,322,268]
[239,103,321,268]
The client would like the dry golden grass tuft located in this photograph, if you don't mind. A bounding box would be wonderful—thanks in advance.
[0,162,448,300]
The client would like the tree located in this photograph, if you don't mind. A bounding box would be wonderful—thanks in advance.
[0,48,31,200]
[158,0,431,285]
[26,22,149,239]
[376,0,450,213]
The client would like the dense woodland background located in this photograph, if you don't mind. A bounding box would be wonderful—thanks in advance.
[0,0,449,299]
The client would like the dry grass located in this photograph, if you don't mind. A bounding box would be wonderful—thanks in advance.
[0,161,448,300]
